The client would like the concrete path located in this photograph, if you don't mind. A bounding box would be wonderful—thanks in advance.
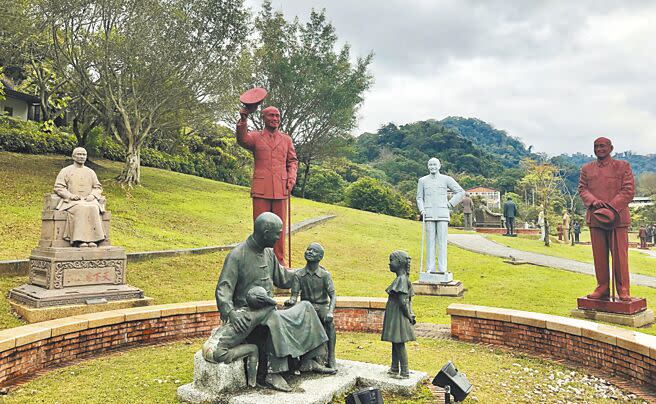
[632,248,656,258]
[448,234,656,289]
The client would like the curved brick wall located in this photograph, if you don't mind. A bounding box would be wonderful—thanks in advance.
[0,297,386,387]
[448,303,656,390]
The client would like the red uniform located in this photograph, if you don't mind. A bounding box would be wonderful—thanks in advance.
[578,157,635,299]
[237,119,298,265]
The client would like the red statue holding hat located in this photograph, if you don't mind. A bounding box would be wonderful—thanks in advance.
[237,89,298,265]
[578,137,635,301]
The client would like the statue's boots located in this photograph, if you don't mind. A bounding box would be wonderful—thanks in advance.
[246,356,258,388]
[587,285,610,300]
[264,373,292,392]
[299,358,337,375]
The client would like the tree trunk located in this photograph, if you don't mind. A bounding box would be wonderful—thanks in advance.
[300,162,311,198]
[117,144,141,186]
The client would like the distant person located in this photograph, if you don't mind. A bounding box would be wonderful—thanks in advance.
[572,221,581,244]
[461,193,474,229]
[648,224,655,244]
[639,225,648,249]
[557,223,563,241]
[503,196,518,236]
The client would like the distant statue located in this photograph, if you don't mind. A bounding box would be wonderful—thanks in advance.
[461,193,474,229]
[562,211,571,244]
[639,225,648,249]
[54,147,106,247]
[202,286,277,388]
[237,89,298,265]
[572,221,581,243]
[285,242,337,369]
[578,137,635,301]
[416,158,464,277]
[537,206,545,241]
[502,196,518,236]
[381,250,416,379]
[557,223,563,241]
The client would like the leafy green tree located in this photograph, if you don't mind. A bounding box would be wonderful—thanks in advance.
[297,166,347,204]
[43,0,248,185]
[636,172,656,197]
[247,1,373,196]
[345,177,414,219]
[519,158,564,246]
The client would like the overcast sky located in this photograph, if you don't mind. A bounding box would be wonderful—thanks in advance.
[246,0,656,156]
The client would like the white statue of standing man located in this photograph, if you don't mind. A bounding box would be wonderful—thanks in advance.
[416,158,465,283]
[54,147,106,247]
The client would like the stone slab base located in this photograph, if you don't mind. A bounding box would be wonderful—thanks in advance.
[571,308,655,327]
[413,281,464,297]
[577,296,647,315]
[178,359,427,404]
[418,271,453,283]
[10,296,154,323]
[8,283,145,308]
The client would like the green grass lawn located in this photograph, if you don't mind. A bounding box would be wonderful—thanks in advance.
[485,233,656,277]
[1,333,645,403]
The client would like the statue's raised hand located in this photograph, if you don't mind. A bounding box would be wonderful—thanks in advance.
[229,311,251,333]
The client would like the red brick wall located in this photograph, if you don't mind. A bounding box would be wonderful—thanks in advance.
[451,315,656,388]
[0,306,383,387]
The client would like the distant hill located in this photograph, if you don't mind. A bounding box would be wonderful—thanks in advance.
[555,152,656,176]
[440,116,533,167]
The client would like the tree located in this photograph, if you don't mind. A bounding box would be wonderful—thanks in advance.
[44,0,248,185]
[247,1,373,196]
[636,172,656,197]
[345,177,414,219]
[519,158,563,246]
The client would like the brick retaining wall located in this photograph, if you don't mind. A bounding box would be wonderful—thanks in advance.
[0,297,385,387]
[448,304,656,390]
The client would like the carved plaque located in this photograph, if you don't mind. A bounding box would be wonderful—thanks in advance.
[63,266,117,287]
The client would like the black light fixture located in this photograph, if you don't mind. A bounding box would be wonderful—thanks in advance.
[345,387,384,404]
[432,361,472,403]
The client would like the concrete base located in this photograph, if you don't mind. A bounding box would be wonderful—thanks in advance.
[418,271,453,283]
[413,281,464,297]
[571,308,655,327]
[8,283,146,308]
[178,358,427,404]
[10,296,154,323]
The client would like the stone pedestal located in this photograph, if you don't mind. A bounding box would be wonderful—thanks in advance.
[419,271,453,284]
[572,296,653,327]
[413,280,464,297]
[9,246,148,321]
[178,355,427,404]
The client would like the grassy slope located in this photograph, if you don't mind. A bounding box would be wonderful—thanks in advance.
[2,334,644,403]
[486,233,656,277]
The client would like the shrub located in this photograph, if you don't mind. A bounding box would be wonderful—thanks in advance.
[345,177,414,219]
[0,116,77,155]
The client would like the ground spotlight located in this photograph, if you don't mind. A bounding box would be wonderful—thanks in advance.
[345,387,383,404]
[432,361,472,403]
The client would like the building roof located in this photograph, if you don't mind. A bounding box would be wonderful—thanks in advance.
[466,186,499,193]
[1,80,39,104]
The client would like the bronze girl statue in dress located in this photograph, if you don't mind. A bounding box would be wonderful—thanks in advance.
[381,250,416,378]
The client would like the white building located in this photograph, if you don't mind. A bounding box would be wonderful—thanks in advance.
[629,196,654,209]
[1,82,41,121]
[466,186,501,209]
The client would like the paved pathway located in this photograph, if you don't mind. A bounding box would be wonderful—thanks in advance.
[448,234,656,289]
[632,248,656,258]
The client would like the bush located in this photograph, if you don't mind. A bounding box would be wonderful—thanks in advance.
[0,116,77,155]
[298,167,347,204]
[345,177,414,219]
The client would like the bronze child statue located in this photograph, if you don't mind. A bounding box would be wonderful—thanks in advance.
[285,242,337,369]
[381,250,416,379]
[202,286,278,388]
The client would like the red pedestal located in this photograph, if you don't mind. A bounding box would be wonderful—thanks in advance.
[577,296,647,315]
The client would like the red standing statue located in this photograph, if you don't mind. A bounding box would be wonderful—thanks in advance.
[578,137,635,301]
[237,88,298,266]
